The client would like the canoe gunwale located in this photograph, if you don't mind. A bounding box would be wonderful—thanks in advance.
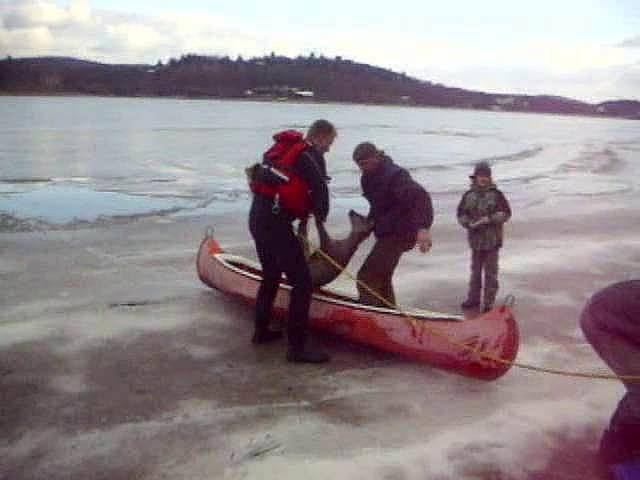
[215,252,464,322]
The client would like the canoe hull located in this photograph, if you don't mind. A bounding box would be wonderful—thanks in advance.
[197,236,519,380]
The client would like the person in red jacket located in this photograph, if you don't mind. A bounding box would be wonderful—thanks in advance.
[248,119,335,363]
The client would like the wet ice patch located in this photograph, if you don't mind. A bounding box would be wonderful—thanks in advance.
[174,194,251,217]
[184,344,217,360]
[557,146,625,175]
[530,173,630,197]
[0,212,50,231]
[50,374,88,394]
[55,303,197,353]
[226,388,619,480]
[504,237,640,282]
[503,239,609,274]
[0,302,198,350]
[507,284,577,307]
[0,184,197,224]
[230,433,283,464]
[0,255,24,275]
[0,318,61,348]
[516,336,577,366]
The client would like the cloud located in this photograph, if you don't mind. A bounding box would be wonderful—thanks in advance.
[104,23,165,53]
[611,61,640,100]
[419,61,640,103]
[3,0,91,29]
[0,0,638,102]
[1,0,98,60]
[0,25,53,56]
[0,1,281,63]
[617,36,640,48]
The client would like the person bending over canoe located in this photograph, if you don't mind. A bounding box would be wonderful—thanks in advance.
[352,142,434,308]
[247,119,335,363]
[580,280,640,474]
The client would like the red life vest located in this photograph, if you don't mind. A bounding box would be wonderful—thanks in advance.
[250,130,313,219]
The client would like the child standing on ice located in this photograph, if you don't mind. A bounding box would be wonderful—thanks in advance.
[457,161,511,312]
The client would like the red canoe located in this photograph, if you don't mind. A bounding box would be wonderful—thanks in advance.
[197,234,519,380]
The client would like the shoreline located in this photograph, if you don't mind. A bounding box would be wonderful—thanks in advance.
[2,91,638,123]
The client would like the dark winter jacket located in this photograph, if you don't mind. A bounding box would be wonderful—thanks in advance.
[361,156,433,238]
[289,146,330,222]
[457,183,511,250]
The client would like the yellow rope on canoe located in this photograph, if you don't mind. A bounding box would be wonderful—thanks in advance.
[302,236,640,382]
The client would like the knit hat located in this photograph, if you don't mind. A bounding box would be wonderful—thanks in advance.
[470,161,492,179]
[352,142,379,163]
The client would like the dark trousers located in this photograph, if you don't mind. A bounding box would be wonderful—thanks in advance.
[249,196,312,352]
[580,280,640,463]
[357,234,415,307]
[467,248,500,307]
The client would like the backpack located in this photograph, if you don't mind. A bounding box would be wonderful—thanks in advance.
[247,130,312,218]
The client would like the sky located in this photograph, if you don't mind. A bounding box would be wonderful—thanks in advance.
[1,0,639,102]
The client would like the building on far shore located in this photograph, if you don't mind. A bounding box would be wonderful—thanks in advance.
[244,86,314,99]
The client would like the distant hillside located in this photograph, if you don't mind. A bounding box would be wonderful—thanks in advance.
[1,54,639,120]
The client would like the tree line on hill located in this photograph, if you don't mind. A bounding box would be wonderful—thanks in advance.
[1,53,638,119]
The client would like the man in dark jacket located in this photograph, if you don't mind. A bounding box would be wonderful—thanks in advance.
[352,142,433,307]
[457,161,511,312]
[249,119,335,363]
[580,280,640,472]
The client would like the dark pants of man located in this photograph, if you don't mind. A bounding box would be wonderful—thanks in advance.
[357,234,415,307]
[580,280,640,465]
[249,195,312,353]
[467,248,500,307]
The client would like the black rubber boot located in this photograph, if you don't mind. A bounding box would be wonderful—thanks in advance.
[461,299,480,309]
[252,329,283,344]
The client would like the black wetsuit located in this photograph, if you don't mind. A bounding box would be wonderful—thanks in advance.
[248,146,329,351]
